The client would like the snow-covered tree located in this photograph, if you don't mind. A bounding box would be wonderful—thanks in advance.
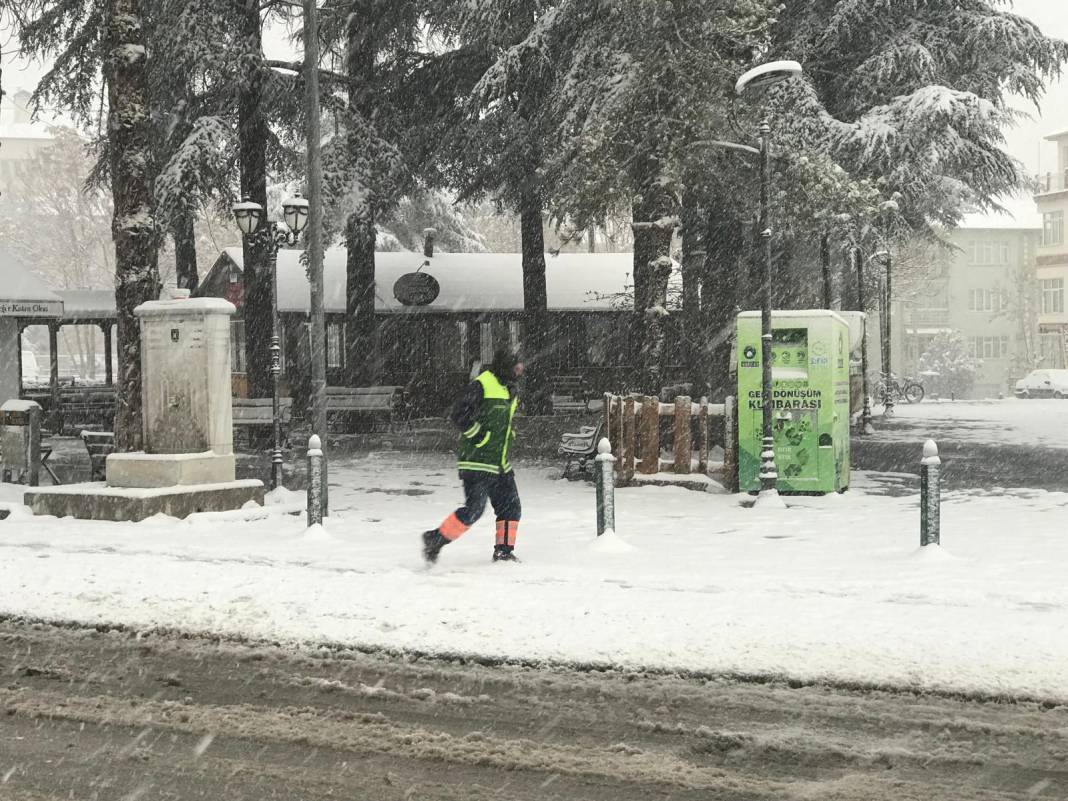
[105,0,160,450]
[919,330,979,400]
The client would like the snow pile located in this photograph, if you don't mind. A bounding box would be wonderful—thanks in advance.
[2,455,1068,702]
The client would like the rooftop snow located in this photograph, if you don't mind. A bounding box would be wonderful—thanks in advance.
[0,249,63,306]
[217,247,678,314]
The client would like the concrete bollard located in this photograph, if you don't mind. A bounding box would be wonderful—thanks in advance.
[920,439,941,547]
[595,437,616,536]
[307,434,325,527]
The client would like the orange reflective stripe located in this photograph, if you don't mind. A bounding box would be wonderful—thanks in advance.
[496,520,519,547]
[439,512,469,541]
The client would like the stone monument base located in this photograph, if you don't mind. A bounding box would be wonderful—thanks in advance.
[24,479,264,522]
[106,451,236,489]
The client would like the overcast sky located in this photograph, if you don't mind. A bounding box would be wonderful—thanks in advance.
[2,2,1066,226]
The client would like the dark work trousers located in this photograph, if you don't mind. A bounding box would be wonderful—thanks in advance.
[455,470,522,527]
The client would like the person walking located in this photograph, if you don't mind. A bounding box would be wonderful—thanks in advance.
[422,348,524,564]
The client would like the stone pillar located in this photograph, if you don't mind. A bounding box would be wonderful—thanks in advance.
[106,295,238,488]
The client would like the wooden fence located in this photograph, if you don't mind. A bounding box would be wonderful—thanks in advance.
[602,393,737,487]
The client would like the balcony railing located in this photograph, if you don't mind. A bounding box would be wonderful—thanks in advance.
[1035,170,1068,195]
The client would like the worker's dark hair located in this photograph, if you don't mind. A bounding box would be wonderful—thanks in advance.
[489,347,520,382]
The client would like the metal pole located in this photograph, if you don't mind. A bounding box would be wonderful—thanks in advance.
[855,247,873,434]
[884,250,894,416]
[920,439,941,546]
[595,437,616,536]
[758,119,778,494]
[304,0,328,515]
[268,236,284,491]
[306,433,324,527]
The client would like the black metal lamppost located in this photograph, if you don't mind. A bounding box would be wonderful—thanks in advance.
[232,193,310,490]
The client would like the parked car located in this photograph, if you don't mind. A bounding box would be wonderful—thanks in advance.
[1014,369,1068,399]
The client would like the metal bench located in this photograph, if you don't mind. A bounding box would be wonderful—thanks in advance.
[81,430,115,481]
[551,375,591,414]
[232,398,293,446]
[558,421,604,478]
[326,386,408,432]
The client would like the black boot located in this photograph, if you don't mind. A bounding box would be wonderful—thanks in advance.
[422,529,449,564]
[492,545,519,563]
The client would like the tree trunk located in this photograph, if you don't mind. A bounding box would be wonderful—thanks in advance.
[174,208,198,292]
[632,158,675,394]
[820,232,832,310]
[679,199,705,397]
[238,0,271,398]
[343,4,377,387]
[701,200,747,399]
[106,0,160,452]
[519,177,550,414]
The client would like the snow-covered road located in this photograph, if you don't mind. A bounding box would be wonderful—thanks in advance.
[2,453,1068,702]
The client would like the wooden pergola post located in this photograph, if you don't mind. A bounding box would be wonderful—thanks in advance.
[102,323,114,386]
[48,322,61,433]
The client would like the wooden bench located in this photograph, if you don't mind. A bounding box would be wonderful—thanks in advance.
[551,375,591,414]
[232,398,294,446]
[81,430,115,482]
[558,421,604,478]
[326,386,408,432]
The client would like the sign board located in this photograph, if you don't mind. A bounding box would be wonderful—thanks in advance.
[0,300,63,318]
[736,311,851,494]
[393,272,440,306]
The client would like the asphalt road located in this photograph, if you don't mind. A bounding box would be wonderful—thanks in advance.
[0,620,1065,800]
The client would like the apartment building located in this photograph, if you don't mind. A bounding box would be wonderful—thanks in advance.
[896,225,1040,399]
[1034,130,1068,368]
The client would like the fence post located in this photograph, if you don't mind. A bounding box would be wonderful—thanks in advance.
[595,437,616,536]
[621,396,636,484]
[673,396,692,474]
[698,397,709,474]
[307,434,325,527]
[723,395,738,492]
[639,396,660,474]
[920,439,940,546]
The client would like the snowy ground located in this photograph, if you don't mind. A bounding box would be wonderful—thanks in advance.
[871,397,1068,449]
[2,453,1068,703]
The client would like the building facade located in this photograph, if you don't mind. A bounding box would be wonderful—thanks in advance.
[896,226,1040,399]
[1034,130,1068,369]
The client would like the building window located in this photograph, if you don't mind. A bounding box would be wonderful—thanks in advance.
[968,241,1010,265]
[480,322,493,365]
[968,289,1008,312]
[457,321,469,369]
[509,320,521,354]
[1039,333,1065,368]
[231,321,247,372]
[969,336,1009,359]
[1043,211,1064,246]
[1041,278,1065,314]
[326,322,344,369]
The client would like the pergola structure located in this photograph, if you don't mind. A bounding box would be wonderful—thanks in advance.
[0,252,64,407]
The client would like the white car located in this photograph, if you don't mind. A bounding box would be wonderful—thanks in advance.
[1014,369,1068,399]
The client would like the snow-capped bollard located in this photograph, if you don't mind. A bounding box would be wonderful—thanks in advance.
[307,434,325,527]
[595,437,616,536]
[920,439,941,547]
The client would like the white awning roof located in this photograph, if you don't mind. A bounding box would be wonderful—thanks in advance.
[218,247,678,314]
[0,250,63,318]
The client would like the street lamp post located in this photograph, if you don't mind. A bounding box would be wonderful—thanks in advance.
[735,60,803,499]
[233,194,310,490]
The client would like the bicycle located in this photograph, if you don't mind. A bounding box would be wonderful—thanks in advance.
[874,375,925,404]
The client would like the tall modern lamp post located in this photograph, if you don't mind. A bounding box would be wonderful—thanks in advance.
[735,60,803,499]
[233,193,310,490]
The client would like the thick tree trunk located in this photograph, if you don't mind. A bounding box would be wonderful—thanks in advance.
[701,201,747,399]
[238,0,271,398]
[820,232,832,310]
[679,199,704,397]
[107,0,160,452]
[343,5,377,387]
[519,178,550,414]
[174,208,198,292]
[632,160,676,394]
